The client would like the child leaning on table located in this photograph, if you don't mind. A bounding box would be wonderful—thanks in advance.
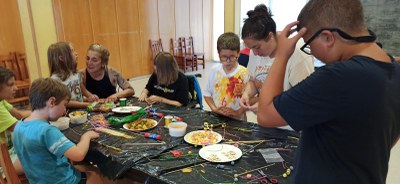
[203,32,250,121]
[48,41,98,109]
[0,67,30,176]
[12,78,101,184]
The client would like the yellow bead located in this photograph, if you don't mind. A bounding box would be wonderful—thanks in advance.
[234,174,239,178]
[246,174,252,179]
[282,173,287,178]
[287,168,291,173]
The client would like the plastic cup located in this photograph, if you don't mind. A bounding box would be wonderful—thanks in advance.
[164,115,173,128]
[119,98,127,107]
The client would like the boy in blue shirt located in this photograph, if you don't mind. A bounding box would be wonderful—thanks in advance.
[13,78,100,184]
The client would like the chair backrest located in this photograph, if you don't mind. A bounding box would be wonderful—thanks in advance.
[181,37,195,55]
[0,53,18,77]
[0,143,22,184]
[14,53,29,81]
[149,39,163,59]
[170,38,183,56]
[0,52,30,82]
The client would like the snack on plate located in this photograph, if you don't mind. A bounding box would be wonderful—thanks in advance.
[187,130,221,145]
[87,102,114,112]
[125,118,157,131]
[69,111,88,124]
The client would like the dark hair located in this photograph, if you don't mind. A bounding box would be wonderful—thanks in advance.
[217,32,240,52]
[298,0,367,36]
[87,43,110,66]
[48,41,77,81]
[154,52,179,86]
[241,4,276,40]
[0,67,15,85]
[29,78,71,111]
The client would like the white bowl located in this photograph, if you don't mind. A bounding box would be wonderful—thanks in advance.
[51,117,70,130]
[168,122,188,137]
[68,111,88,124]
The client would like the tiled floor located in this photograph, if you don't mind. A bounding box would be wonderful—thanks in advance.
[126,61,400,183]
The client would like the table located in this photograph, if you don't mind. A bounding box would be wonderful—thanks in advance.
[64,98,299,184]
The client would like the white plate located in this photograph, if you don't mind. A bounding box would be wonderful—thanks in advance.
[184,130,222,145]
[112,106,142,114]
[123,118,158,131]
[199,144,242,163]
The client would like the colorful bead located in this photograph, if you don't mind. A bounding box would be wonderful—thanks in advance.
[282,173,287,178]
[234,177,238,182]
[290,166,294,170]
[246,174,252,179]
[234,174,239,178]
[188,151,192,154]
[231,161,235,165]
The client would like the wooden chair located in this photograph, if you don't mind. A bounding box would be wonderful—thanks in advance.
[181,37,198,71]
[169,38,193,73]
[0,143,29,184]
[0,52,30,105]
[149,39,163,60]
[187,36,205,69]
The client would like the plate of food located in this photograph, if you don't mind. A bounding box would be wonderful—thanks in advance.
[123,118,158,131]
[87,102,115,112]
[112,106,142,114]
[184,130,222,146]
[199,144,242,163]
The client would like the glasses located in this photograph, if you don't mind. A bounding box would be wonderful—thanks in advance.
[220,56,238,62]
[300,28,376,55]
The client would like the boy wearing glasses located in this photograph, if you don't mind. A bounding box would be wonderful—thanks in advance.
[257,0,400,183]
[204,32,250,120]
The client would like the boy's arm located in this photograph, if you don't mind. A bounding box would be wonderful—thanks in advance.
[66,101,91,109]
[204,96,218,112]
[64,131,99,162]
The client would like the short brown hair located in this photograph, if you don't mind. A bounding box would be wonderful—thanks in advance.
[87,43,110,66]
[217,32,240,52]
[29,78,71,111]
[0,67,15,86]
[154,52,179,86]
[48,41,77,81]
[298,0,367,36]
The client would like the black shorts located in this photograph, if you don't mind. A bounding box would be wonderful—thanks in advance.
[78,172,87,184]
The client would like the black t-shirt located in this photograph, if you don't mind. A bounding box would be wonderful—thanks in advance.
[85,69,116,98]
[274,56,400,184]
[145,72,189,106]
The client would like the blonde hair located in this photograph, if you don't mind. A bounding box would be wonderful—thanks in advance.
[154,52,179,86]
[87,43,110,66]
[47,41,77,81]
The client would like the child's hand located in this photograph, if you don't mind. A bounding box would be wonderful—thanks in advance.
[85,95,99,102]
[248,102,259,113]
[106,94,118,102]
[138,93,148,101]
[219,107,238,117]
[147,95,162,104]
[82,130,99,140]
[240,93,251,109]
